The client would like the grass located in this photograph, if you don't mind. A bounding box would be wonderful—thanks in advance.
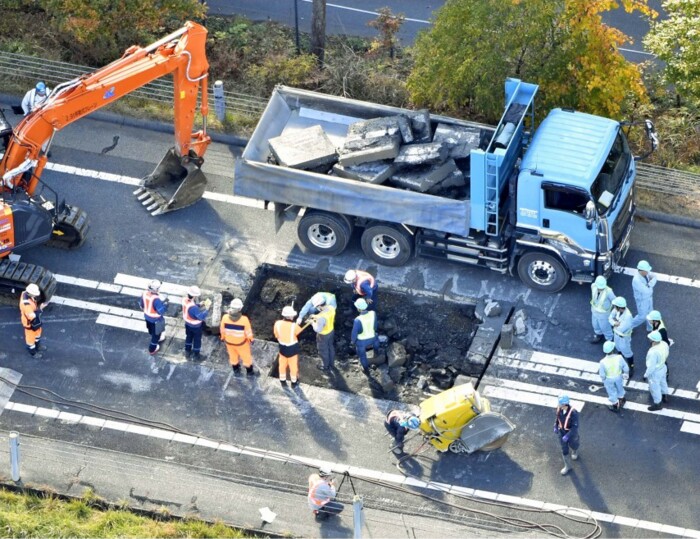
[0,488,253,538]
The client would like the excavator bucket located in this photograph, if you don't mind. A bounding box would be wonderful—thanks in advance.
[459,412,515,454]
[133,148,207,216]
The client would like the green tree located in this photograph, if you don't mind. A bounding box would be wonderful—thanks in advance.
[39,0,206,65]
[644,0,700,105]
[368,7,405,59]
[408,0,652,122]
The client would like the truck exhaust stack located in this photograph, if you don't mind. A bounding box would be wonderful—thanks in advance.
[134,148,207,216]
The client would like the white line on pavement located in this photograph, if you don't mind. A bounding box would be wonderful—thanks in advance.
[300,0,431,24]
[5,402,697,538]
[621,266,700,289]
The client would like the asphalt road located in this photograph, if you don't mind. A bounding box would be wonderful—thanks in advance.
[210,0,666,57]
[0,107,699,536]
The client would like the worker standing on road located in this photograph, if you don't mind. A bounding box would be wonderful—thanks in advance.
[554,395,579,476]
[21,81,50,115]
[297,292,337,325]
[310,300,337,372]
[308,467,344,521]
[645,330,670,411]
[590,276,615,344]
[609,296,635,376]
[599,341,629,413]
[274,306,303,387]
[19,283,46,358]
[631,260,657,331]
[139,280,168,355]
[647,310,673,380]
[220,298,258,376]
[384,410,420,456]
[351,298,380,375]
[182,285,211,361]
[344,269,378,311]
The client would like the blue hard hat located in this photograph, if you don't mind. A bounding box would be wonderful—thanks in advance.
[646,310,662,322]
[405,416,420,430]
[637,260,652,272]
[594,276,607,289]
[36,81,46,94]
[603,341,615,354]
[558,395,570,406]
[612,296,627,309]
[647,330,662,343]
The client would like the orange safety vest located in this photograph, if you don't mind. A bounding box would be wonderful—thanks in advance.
[308,475,332,508]
[141,291,160,318]
[386,410,405,423]
[19,292,38,328]
[274,319,301,346]
[221,314,253,345]
[182,297,202,327]
[354,270,375,296]
[556,406,575,431]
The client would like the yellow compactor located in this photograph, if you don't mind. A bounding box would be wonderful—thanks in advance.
[418,382,515,454]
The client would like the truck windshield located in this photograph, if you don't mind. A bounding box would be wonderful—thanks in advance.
[590,130,631,215]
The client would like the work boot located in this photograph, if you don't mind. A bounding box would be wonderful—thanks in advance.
[184,349,193,360]
[232,364,242,374]
[607,404,619,413]
[560,454,573,475]
[589,334,603,344]
[662,394,669,404]
[279,379,288,387]
[35,342,47,352]
[628,362,635,378]
[29,349,43,359]
[648,403,662,411]
[149,345,160,355]
[570,449,579,461]
[619,397,626,408]
[192,352,203,362]
[246,365,259,376]
[291,380,299,388]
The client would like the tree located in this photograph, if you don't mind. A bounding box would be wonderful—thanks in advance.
[644,0,700,105]
[311,0,326,65]
[368,7,405,59]
[39,0,206,65]
[408,0,653,122]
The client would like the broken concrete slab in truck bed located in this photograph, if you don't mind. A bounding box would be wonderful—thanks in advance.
[433,123,483,160]
[268,125,337,170]
[393,142,449,169]
[338,137,401,167]
[333,161,396,184]
[347,115,414,144]
[391,159,458,193]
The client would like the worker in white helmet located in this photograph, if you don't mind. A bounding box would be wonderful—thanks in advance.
[138,279,169,355]
[220,298,258,375]
[589,275,615,344]
[274,305,304,387]
[609,296,635,376]
[19,283,46,358]
[344,269,378,311]
[182,285,212,361]
[631,260,657,331]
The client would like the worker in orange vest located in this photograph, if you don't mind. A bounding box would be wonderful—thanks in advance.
[19,283,46,358]
[138,279,169,355]
[344,269,378,311]
[220,298,258,376]
[307,466,344,521]
[274,305,304,387]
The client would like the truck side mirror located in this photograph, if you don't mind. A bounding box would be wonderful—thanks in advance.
[584,201,596,230]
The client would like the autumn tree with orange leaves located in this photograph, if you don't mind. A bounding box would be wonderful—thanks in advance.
[408,0,655,123]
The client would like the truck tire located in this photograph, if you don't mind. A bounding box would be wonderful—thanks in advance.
[297,211,351,256]
[360,224,413,267]
[517,251,569,293]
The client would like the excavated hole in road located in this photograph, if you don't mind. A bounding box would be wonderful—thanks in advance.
[245,264,481,404]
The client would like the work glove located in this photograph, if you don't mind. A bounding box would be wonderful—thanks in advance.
[202,298,212,310]
[669,338,675,347]
[161,294,170,305]
[296,317,302,326]
[553,426,558,434]
[366,298,373,304]
[562,434,570,443]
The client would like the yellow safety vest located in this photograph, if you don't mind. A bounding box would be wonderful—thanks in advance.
[602,354,623,377]
[357,311,376,340]
[316,306,335,336]
[590,286,612,313]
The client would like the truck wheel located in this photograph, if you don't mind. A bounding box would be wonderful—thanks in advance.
[360,224,413,267]
[517,252,569,293]
[297,211,351,256]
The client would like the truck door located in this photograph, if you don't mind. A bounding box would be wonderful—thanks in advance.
[539,183,596,253]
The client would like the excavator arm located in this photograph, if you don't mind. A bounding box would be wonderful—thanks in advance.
[1,21,211,214]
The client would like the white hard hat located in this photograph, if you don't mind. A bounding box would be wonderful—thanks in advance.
[282,305,297,318]
[187,285,201,297]
[344,270,357,283]
[354,298,368,311]
[26,283,40,296]
[637,260,652,272]
[229,298,243,311]
[318,466,333,477]
[612,296,627,309]
[148,279,162,292]
[603,341,615,354]
[594,276,607,289]
[311,293,326,307]
[647,330,662,343]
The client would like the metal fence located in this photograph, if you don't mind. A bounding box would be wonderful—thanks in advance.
[0,50,268,117]
[1,51,699,195]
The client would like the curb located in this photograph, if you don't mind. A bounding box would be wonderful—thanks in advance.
[637,209,700,230]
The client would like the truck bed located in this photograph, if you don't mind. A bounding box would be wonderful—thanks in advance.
[234,87,492,237]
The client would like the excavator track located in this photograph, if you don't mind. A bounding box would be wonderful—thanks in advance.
[0,258,57,303]
[46,205,90,250]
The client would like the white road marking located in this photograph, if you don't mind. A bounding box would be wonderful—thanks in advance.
[4,402,696,538]
[621,266,700,289]
[300,0,431,24]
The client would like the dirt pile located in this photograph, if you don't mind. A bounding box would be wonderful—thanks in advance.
[243,265,480,404]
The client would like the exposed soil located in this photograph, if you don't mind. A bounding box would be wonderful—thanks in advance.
[244,265,479,404]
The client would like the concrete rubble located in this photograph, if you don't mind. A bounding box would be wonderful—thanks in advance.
[269,125,337,170]
[392,159,457,193]
[393,142,449,169]
[433,123,482,160]
[333,161,396,184]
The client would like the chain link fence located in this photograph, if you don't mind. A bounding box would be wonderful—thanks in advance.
[2,51,700,203]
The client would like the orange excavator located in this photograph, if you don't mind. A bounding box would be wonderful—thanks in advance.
[0,21,211,300]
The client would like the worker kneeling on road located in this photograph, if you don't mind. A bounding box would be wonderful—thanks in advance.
[274,305,303,387]
[308,467,344,521]
[220,299,258,376]
[344,269,378,311]
[384,410,420,456]
[182,285,211,361]
[351,298,379,375]
[20,283,46,358]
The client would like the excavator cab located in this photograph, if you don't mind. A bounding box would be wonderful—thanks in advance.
[134,148,207,216]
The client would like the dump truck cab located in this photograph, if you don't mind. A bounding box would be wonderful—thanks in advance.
[514,109,635,290]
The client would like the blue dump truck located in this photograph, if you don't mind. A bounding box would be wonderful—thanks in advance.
[234,79,657,293]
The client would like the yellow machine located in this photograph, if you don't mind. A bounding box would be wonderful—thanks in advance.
[418,383,515,454]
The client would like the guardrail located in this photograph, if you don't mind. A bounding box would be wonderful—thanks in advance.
[1,50,699,195]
